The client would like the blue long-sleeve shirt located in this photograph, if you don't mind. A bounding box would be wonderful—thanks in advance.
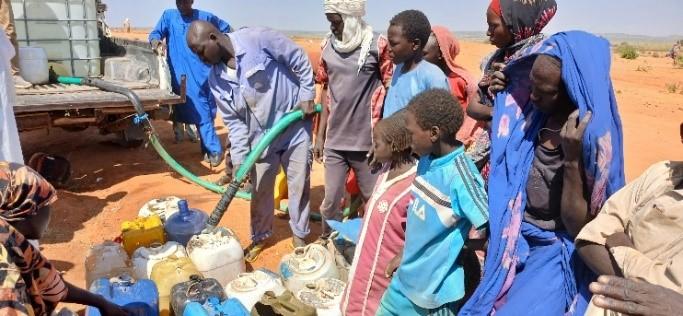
[208,27,315,165]
[149,9,230,124]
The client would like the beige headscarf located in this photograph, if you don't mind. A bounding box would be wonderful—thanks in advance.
[324,0,374,74]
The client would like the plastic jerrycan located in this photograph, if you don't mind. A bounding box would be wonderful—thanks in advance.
[84,241,133,289]
[151,256,202,316]
[183,297,249,316]
[224,268,286,312]
[278,244,340,294]
[139,197,182,222]
[165,200,208,246]
[86,274,159,316]
[296,278,346,316]
[121,214,166,255]
[171,275,226,316]
[132,241,188,279]
[187,227,245,287]
[274,168,288,210]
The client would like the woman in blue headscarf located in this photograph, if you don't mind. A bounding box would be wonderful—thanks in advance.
[460,31,625,315]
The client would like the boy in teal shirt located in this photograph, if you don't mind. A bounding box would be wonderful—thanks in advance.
[379,89,489,315]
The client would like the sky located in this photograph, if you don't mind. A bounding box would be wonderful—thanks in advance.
[105,0,683,38]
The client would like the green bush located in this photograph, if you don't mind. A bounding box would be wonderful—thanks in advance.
[617,44,639,60]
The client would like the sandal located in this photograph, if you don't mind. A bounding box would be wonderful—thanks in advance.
[244,240,268,263]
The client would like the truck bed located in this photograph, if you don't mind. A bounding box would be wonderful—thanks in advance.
[14,81,184,114]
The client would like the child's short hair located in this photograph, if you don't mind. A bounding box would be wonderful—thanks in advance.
[389,10,431,49]
[376,110,412,156]
[406,89,463,136]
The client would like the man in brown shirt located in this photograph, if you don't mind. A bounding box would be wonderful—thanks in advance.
[576,122,683,315]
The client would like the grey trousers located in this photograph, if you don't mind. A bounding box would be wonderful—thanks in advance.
[320,148,378,224]
[250,140,311,243]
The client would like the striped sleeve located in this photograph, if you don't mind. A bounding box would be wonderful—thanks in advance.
[451,155,489,229]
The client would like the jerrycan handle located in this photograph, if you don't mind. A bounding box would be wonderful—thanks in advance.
[293,245,309,258]
[186,274,204,297]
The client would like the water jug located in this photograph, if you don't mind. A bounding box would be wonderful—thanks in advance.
[121,215,166,255]
[183,297,249,316]
[274,168,288,211]
[170,275,226,316]
[84,241,133,289]
[165,200,208,246]
[138,197,182,222]
[151,256,202,316]
[86,274,159,316]
[187,227,244,287]
[224,268,286,312]
[279,244,339,294]
[132,242,188,280]
[18,46,48,84]
[296,278,346,316]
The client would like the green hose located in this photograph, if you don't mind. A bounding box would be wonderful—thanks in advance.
[206,104,322,229]
[58,76,334,222]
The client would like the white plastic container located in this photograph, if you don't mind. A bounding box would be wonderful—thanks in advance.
[11,0,101,77]
[296,278,346,316]
[279,243,340,294]
[138,196,182,222]
[187,227,245,287]
[18,46,48,84]
[131,241,188,280]
[224,268,286,312]
[84,241,133,289]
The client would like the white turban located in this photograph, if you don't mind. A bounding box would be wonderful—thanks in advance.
[323,0,373,74]
[324,0,366,17]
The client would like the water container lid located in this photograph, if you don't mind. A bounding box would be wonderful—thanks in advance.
[165,201,208,235]
[288,245,327,274]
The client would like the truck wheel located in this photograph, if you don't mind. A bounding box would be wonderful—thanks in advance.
[116,124,145,148]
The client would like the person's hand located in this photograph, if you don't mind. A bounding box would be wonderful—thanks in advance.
[295,100,316,117]
[313,141,324,164]
[151,40,167,56]
[488,63,507,94]
[590,275,683,316]
[561,110,592,163]
[384,254,402,278]
[99,302,131,316]
[605,232,634,249]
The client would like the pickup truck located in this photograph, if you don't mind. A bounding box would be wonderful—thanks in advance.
[12,2,184,146]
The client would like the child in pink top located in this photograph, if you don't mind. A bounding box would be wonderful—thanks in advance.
[340,111,416,316]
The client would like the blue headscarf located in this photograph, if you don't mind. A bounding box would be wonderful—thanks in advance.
[460,31,625,315]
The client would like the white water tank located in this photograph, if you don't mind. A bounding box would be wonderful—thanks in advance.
[18,46,48,84]
[11,0,100,77]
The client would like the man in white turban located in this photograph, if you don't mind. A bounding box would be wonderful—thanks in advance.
[314,0,394,244]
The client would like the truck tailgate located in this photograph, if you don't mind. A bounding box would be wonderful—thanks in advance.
[14,82,184,114]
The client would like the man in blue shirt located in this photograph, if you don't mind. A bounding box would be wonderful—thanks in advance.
[380,89,488,315]
[149,0,231,166]
[187,21,317,262]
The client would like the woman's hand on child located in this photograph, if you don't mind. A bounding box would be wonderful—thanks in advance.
[488,63,507,95]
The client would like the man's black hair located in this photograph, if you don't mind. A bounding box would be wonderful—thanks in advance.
[406,89,463,136]
[389,10,432,49]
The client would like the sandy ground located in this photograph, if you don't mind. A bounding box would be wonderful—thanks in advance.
[20,31,682,312]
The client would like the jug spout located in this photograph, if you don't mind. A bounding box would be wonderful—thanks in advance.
[178,200,190,217]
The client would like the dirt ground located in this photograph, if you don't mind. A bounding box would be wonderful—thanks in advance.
[22,31,682,312]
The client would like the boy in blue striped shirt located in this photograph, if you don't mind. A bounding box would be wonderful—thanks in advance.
[379,89,489,315]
